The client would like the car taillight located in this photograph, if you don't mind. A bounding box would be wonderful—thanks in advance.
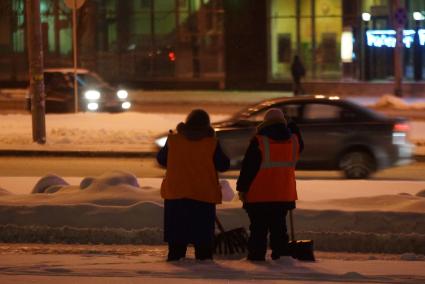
[392,122,409,144]
[393,123,409,132]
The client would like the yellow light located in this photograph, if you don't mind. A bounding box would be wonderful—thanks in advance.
[329,96,340,100]
[315,95,326,99]
[341,29,353,63]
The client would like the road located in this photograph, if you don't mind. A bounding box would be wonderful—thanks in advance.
[1,156,424,180]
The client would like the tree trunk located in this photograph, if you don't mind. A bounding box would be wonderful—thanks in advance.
[25,0,46,144]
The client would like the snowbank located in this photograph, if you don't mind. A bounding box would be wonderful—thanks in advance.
[0,172,425,254]
[0,111,424,153]
[373,94,425,110]
[0,112,229,152]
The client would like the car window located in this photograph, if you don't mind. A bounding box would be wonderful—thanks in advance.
[280,104,302,123]
[246,108,269,122]
[303,103,342,122]
[44,73,71,89]
[68,73,107,88]
[244,103,302,123]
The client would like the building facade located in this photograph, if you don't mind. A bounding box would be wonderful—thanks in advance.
[0,0,424,90]
[267,0,425,82]
[0,0,224,86]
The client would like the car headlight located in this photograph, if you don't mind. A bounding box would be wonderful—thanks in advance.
[117,90,128,99]
[155,136,167,148]
[121,101,131,109]
[87,102,99,111]
[84,90,101,100]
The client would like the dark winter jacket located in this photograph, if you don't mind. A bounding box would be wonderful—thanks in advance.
[291,57,306,80]
[236,120,303,209]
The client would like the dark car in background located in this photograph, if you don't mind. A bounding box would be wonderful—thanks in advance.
[26,68,131,113]
[155,95,414,179]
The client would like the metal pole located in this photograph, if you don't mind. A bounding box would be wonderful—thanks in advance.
[364,21,370,81]
[296,0,301,55]
[414,21,423,81]
[150,0,155,77]
[311,0,316,79]
[72,0,79,112]
[393,0,403,97]
[25,0,46,144]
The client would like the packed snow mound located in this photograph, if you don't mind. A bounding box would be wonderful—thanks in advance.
[31,174,70,194]
[373,94,425,110]
[0,187,11,196]
[80,171,140,191]
[416,189,425,198]
[300,194,425,212]
[0,173,161,207]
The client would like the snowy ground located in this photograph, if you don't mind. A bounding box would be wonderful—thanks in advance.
[1,93,425,283]
[1,246,425,284]
[0,172,424,248]
[0,172,424,283]
[0,107,424,154]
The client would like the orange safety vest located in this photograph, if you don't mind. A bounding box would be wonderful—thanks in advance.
[246,134,299,203]
[160,133,222,204]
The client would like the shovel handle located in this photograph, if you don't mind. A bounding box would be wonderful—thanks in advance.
[289,210,295,241]
[215,216,226,233]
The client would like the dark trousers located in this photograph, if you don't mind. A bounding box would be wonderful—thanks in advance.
[167,243,213,261]
[245,203,289,260]
[164,199,215,261]
[292,78,304,96]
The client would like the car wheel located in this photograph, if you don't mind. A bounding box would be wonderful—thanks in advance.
[339,151,375,179]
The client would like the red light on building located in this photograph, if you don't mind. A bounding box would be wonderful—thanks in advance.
[168,51,176,61]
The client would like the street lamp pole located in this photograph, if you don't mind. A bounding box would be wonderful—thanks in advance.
[72,0,78,112]
[413,12,424,81]
[393,0,404,97]
[362,12,371,81]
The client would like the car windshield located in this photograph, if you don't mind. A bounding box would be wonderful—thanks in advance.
[71,73,108,88]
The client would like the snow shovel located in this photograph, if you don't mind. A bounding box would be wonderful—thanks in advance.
[214,216,248,255]
[287,210,315,261]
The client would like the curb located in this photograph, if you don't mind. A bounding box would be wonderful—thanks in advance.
[0,150,156,158]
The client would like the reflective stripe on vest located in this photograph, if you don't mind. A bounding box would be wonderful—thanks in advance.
[260,135,297,169]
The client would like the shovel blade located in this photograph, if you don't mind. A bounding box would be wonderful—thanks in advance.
[288,240,315,261]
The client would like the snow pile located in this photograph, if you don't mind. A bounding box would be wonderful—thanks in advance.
[0,172,425,254]
[301,194,425,212]
[416,189,425,197]
[0,224,163,245]
[0,187,11,196]
[373,94,425,110]
[0,112,229,151]
[32,174,69,194]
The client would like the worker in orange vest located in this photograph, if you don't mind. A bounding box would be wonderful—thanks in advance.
[237,108,303,261]
[157,109,230,261]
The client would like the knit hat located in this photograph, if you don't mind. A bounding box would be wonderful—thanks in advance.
[264,108,287,125]
[177,109,215,140]
[185,109,211,129]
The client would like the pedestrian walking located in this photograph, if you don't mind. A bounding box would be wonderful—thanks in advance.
[291,55,306,96]
[236,108,303,261]
[157,109,230,261]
